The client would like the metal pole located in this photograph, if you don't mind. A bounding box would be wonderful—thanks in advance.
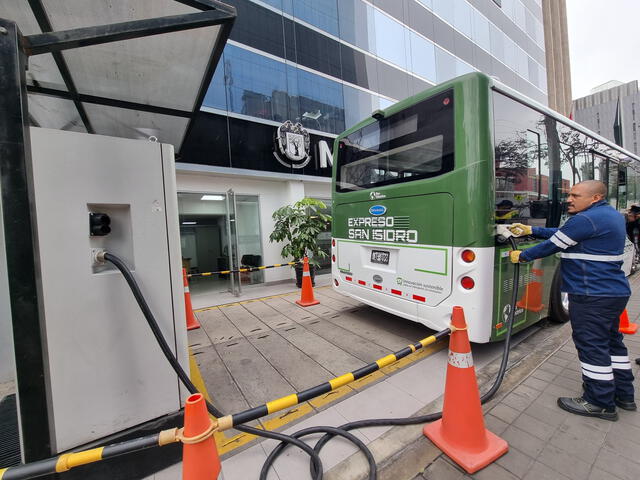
[0,19,52,461]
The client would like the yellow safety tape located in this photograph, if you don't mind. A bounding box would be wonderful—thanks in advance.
[262,403,314,431]
[308,385,353,409]
[329,373,355,390]
[266,394,299,414]
[55,447,104,472]
[376,354,398,369]
[202,272,212,276]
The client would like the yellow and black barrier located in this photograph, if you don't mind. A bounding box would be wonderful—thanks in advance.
[0,327,451,479]
[0,429,180,480]
[217,328,451,430]
[187,261,298,278]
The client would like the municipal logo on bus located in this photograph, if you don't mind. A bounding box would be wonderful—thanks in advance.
[274,120,311,169]
[369,205,387,216]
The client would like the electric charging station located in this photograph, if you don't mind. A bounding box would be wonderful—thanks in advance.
[0,1,235,476]
[29,127,187,453]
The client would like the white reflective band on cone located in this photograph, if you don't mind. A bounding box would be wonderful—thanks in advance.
[448,351,474,368]
[303,272,310,277]
[184,286,189,293]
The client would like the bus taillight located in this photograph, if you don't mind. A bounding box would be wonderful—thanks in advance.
[461,249,476,263]
[332,254,336,262]
[332,238,336,247]
[461,276,475,290]
[334,278,339,286]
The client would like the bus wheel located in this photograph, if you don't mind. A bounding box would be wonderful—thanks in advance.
[549,267,569,323]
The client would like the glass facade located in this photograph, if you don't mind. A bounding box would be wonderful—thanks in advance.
[195,0,548,140]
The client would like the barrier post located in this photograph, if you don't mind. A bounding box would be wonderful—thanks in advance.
[423,306,508,473]
[296,257,319,307]
[183,268,201,330]
[619,308,638,334]
[181,393,221,480]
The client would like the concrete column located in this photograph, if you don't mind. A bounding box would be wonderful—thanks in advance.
[542,0,573,117]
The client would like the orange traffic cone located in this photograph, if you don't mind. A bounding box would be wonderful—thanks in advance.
[619,309,638,335]
[296,257,319,307]
[516,260,544,312]
[423,306,508,474]
[181,393,221,480]
[183,268,201,331]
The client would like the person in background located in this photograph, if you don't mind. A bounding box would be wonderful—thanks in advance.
[625,204,640,242]
[508,180,635,421]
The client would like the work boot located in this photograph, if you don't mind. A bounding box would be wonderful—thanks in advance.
[615,397,637,411]
[557,397,618,421]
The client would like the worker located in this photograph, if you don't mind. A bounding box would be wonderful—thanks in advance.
[508,180,635,421]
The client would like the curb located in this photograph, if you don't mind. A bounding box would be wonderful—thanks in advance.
[324,321,572,480]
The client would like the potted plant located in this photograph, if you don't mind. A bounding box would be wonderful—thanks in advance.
[269,198,332,287]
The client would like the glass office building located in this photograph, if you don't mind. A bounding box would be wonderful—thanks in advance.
[176,0,549,296]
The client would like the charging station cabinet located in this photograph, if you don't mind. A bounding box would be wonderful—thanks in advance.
[27,127,188,453]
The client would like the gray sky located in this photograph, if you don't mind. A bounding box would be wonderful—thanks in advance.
[566,0,640,100]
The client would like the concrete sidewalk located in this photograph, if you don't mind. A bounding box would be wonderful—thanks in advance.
[151,276,640,480]
[416,276,640,480]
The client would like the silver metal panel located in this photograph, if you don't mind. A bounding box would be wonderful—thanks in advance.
[0,0,233,148]
[83,103,189,147]
[0,1,67,89]
[29,127,186,452]
[28,96,85,132]
[44,0,221,111]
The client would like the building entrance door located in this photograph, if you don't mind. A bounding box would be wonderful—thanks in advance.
[225,189,241,297]
[178,191,263,301]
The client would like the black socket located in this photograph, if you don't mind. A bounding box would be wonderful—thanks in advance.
[90,212,111,236]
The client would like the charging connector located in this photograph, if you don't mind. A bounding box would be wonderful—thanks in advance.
[495,224,514,243]
[91,248,107,266]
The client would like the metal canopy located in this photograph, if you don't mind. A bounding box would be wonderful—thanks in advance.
[0,0,236,150]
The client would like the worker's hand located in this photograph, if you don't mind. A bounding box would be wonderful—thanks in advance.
[508,223,532,237]
[509,250,524,263]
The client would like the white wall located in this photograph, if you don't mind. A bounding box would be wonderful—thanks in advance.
[176,171,330,282]
[304,181,332,200]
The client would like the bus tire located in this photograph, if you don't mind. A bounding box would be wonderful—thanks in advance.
[549,266,569,324]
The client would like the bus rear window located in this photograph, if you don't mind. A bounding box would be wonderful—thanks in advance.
[336,90,454,192]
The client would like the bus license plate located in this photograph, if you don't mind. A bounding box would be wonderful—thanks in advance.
[371,250,390,265]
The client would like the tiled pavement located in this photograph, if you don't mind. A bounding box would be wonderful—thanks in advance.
[416,273,640,480]
[151,274,640,480]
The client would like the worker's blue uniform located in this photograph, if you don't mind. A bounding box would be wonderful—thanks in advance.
[520,200,634,409]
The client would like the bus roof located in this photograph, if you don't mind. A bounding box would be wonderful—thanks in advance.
[338,72,640,170]
[490,77,640,167]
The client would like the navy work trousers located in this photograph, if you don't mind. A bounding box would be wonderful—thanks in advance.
[568,295,635,409]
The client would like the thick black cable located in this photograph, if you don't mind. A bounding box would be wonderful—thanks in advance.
[103,253,324,479]
[260,237,521,477]
[105,240,521,480]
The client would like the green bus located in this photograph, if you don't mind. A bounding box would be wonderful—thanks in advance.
[330,73,640,343]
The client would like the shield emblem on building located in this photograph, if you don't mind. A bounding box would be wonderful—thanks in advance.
[274,120,311,168]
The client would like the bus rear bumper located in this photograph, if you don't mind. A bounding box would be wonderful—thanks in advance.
[334,281,493,343]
